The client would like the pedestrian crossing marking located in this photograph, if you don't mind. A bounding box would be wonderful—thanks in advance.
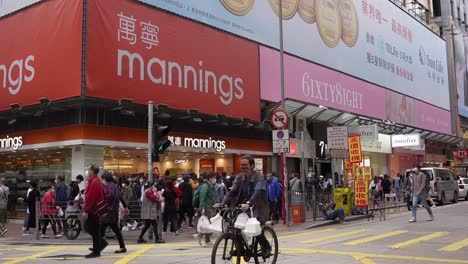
[301,229,368,244]
[278,228,336,240]
[439,238,468,252]
[390,232,448,249]
[344,230,408,246]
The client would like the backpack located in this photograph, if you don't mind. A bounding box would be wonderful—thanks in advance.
[96,184,113,219]
[192,182,205,209]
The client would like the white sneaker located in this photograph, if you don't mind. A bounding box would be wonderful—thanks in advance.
[122,226,129,232]
[131,221,138,230]
[54,234,63,238]
[431,204,436,208]
[427,215,434,221]
[41,234,50,238]
[194,234,202,247]
[409,217,416,223]
[174,231,179,236]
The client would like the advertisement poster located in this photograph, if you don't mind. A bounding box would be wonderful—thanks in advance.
[454,33,468,117]
[348,135,362,163]
[327,126,349,149]
[354,179,369,207]
[86,0,260,121]
[141,0,449,110]
[0,0,82,110]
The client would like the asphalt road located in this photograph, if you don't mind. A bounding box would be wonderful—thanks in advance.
[1,201,467,264]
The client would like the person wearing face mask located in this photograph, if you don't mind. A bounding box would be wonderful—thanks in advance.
[40,185,61,238]
[194,172,216,247]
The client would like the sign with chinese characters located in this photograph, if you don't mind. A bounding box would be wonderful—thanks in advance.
[354,179,369,207]
[391,134,421,148]
[327,127,348,149]
[272,129,290,153]
[141,0,450,110]
[348,125,378,141]
[345,159,353,171]
[330,149,349,159]
[348,135,362,163]
[168,135,226,152]
[362,166,372,181]
[86,0,260,121]
[0,136,23,150]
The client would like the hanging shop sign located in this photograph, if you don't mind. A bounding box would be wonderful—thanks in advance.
[454,148,468,160]
[327,126,348,150]
[175,159,188,164]
[354,179,369,207]
[330,149,349,159]
[362,166,372,181]
[348,125,378,141]
[0,136,23,150]
[168,135,226,152]
[391,133,421,148]
[345,159,353,171]
[348,135,362,163]
[361,134,392,154]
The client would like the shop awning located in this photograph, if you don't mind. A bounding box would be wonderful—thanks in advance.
[273,99,462,146]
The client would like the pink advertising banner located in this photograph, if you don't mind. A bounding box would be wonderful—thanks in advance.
[260,46,451,135]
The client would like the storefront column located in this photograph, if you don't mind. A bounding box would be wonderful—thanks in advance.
[194,158,200,177]
[71,145,105,181]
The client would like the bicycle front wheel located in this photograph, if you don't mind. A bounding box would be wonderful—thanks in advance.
[212,233,241,264]
[254,226,279,264]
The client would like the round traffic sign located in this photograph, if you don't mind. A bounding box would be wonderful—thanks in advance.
[271,110,289,129]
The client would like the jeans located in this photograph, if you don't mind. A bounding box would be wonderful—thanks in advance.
[412,193,433,219]
[325,208,345,221]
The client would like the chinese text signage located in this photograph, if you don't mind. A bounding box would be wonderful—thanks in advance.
[362,166,372,181]
[86,0,260,121]
[327,127,348,149]
[140,0,449,110]
[354,179,368,207]
[168,135,226,152]
[348,135,362,163]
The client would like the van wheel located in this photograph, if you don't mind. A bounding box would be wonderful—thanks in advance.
[452,192,458,203]
[439,192,446,206]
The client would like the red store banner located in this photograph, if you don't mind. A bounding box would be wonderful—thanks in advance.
[86,0,260,121]
[0,0,82,110]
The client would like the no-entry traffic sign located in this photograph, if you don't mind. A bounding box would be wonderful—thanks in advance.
[271,110,289,130]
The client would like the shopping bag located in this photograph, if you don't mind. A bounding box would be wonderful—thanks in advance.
[197,216,211,234]
[208,213,223,233]
[234,212,249,230]
[242,208,262,237]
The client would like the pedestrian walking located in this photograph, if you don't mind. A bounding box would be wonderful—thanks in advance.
[162,181,179,235]
[394,173,401,201]
[40,185,61,238]
[403,172,413,211]
[194,172,216,247]
[83,165,105,258]
[99,172,127,254]
[55,175,68,235]
[266,173,281,222]
[0,178,9,237]
[409,166,434,222]
[24,180,40,234]
[178,175,195,229]
[137,182,165,244]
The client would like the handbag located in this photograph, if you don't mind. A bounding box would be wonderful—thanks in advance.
[242,208,262,237]
[197,216,211,234]
[208,213,223,233]
[234,212,249,230]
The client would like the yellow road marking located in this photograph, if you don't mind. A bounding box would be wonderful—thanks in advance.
[282,247,468,263]
[439,238,468,252]
[3,248,63,264]
[344,230,408,246]
[232,256,246,264]
[114,244,154,264]
[277,228,336,240]
[301,229,368,244]
[352,254,376,264]
[390,232,448,249]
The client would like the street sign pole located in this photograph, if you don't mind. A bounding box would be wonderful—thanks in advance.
[148,101,154,182]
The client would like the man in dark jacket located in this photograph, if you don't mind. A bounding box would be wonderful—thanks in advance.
[55,175,68,234]
[266,173,281,222]
[178,175,194,228]
[69,175,84,201]
[382,175,392,201]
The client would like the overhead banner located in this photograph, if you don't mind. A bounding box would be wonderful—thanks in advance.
[391,133,421,148]
[348,125,378,141]
[140,0,449,110]
[86,0,260,121]
[0,0,82,110]
[0,0,41,17]
[348,135,362,163]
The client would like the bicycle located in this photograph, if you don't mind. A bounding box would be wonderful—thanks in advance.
[211,205,278,264]
[64,200,83,240]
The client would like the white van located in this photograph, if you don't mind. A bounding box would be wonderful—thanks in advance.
[405,168,459,205]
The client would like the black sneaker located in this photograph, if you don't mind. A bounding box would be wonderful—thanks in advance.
[262,247,272,259]
[137,238,147,244]
[155,239,166,244]
[100,240,109,252]
[85,252,101,258]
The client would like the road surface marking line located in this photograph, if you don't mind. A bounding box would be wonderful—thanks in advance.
[281,247,468,263]
[114,244,154,264]
[352,254,376,264]
[3,248,63,264]
[301,229,368,243]
[277,228,336,240]
[344,230,408,246]
[390,232,448,249]
[439,238,468,252]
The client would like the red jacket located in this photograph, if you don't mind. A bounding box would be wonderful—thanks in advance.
[41,191,56,216]
[84,175,104,214]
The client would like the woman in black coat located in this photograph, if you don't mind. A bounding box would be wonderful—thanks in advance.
[25,180,40,232]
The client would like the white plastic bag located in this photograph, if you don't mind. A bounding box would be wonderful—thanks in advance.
[209,213,223,233]
[234,212,249,230]
[197,216,211,234]
[242,208,262,237]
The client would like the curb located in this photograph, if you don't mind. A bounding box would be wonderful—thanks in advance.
[304,215,368,229]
